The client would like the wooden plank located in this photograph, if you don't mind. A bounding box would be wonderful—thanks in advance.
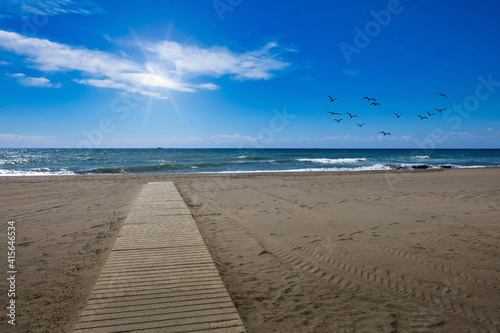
[73,182,246,332]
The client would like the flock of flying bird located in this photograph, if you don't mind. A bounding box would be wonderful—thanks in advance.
[325,93,449,137]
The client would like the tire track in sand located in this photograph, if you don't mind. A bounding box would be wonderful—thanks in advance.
[364,242,498,291]
[243,186,498,331]
[186,182,498,332]
[259,224,496,330]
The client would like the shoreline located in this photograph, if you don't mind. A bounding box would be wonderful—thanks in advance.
[1,165,498,177]
[1,168,499,332]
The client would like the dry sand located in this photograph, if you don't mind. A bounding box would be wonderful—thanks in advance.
[1,168,499,332]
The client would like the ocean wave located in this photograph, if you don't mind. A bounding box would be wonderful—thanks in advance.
[450,165,486,169]
[385,163,435,170]
[77,163,183,174]
[210,164,392,173]
[286,164,392,172]
[77,159,274,174]
[198,160,275,168]
[412,155,430,160]
[194,162,219,168]
[234,155,269,161]
[0,168,75,176]
[0,158,29,165]
[203,163,489,174]
[297,157,368,164]
[383,163,477,170]
[0,163,491,176]
[78,167,127,174]
[77,159,275,174]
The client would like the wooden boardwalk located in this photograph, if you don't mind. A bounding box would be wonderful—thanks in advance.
[73,182,246,333]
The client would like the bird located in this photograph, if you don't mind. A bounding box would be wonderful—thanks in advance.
[425,111,436,116]
[327,95,339,102]
[435,108,447,112]
[393,112,402,118]
[417,115,428,119]
[379,131,391,136]
[356,123,365,127]
[437,93,448,97]
[327,111,341,115]
[370,102,380,106]
[346,112,358,118]
[363,96,371,101]
[333,119,343,123]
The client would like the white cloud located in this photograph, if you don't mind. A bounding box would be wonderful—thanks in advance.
[208,134,259,143]
[21,76,59,88]
[10,73,61,88]
[442,131,474,139]
[146,41,291,80]
[0,30,139,74]
[322,135,374,142]
[165,136,205,143]
[486,128,500,136]
[0,30,292,98]
[318,134,414,142]
[74,79,167,99]
[114,72,196,93]
[0,133,53,141]
[398,135,414,141]
[195,83,220,90]
[0,0,105,17]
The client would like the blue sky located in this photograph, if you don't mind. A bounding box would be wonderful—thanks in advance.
[0,0,499,148]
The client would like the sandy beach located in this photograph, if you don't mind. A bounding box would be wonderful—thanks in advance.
[1,168,499,332]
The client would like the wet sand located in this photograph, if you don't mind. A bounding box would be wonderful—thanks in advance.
[0,168,499,332]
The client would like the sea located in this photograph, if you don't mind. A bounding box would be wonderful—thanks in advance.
[0,148,499,176]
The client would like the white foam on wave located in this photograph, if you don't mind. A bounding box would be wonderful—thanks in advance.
[297,157,368,164]
[452,165,486,169]
[236,155,247,159]
[412,155,430,160]
[198,164,494,174]
[207,164,391,174]
[0,158,29,165]
[0,168,76,176]
[395,163,437,169]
